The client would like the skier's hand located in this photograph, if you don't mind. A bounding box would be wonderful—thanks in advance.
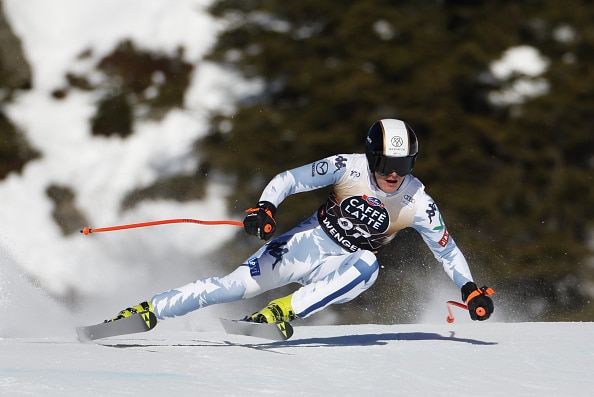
[244,201,277,240]
[461,282,494,321]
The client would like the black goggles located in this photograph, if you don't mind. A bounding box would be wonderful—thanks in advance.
[373,155,416,176]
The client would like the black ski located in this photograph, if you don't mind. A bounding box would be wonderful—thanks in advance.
[220,318,293,341]
[76,311,157,341]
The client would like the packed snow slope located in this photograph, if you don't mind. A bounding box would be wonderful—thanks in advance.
[1,321,592,396]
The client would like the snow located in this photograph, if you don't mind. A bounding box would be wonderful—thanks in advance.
[488,46,550,105]
[2,307,593,395]
[490,46,549,79]
[0,0,243,315]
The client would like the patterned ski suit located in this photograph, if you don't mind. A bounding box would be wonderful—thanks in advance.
[151,153,473,320]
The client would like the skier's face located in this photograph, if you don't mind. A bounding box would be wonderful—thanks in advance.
[374,171,404,194]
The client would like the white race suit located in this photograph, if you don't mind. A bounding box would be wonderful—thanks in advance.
[151,153,473,320]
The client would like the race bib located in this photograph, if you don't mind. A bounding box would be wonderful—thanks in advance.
[318,194,391,252]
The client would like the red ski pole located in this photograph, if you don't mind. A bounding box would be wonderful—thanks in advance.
[80,218,244,235]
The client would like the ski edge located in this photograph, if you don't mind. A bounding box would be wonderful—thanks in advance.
[76,311,157,342]
[220,318,294,341]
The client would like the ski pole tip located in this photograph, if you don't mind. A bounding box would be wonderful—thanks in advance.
[81,226,91,235]
[446,315,455,323]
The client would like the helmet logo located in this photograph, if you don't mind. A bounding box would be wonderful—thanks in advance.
[384,130,408,157]
[380,119,410,157]
[391,136,403,148]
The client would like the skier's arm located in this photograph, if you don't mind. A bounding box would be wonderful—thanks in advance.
[259,154,349,207]
[411,192,474,289]
[244,155,348,240]
[411,192,494,320]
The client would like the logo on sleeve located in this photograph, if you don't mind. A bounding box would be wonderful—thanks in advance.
[247,258,260,276]
[438,229,450,247]
[334,155,347,173]
[312,161,329,176]
[426,202,449,247]
[267,241,288,270]
[426,203,437,223]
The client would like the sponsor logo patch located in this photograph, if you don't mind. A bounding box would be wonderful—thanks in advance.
[312,161,329,176]
[333,155,347,173]
[401,194,416,207]
[247,258,260,276]
[363,194,385,209]
[438,228,450,247]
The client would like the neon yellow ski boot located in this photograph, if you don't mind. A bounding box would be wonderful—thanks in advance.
[107,301,154,323]
[248,294,297,323]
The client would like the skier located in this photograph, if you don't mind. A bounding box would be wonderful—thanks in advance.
[107,119,494,328]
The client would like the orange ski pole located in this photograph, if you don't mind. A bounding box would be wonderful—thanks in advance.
[445,300,468,323]
[80,218,244,235]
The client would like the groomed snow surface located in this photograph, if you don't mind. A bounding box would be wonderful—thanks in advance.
[1,320,592,396]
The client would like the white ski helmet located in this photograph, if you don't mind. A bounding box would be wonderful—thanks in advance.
[365,119,418,176]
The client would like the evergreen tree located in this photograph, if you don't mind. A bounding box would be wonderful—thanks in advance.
[198,0,594,322]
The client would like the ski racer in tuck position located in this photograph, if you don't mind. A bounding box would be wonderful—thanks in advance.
[107,118,495,327]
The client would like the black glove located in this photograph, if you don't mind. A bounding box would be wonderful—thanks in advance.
[243,201,277,240]
[461,282,495,321]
